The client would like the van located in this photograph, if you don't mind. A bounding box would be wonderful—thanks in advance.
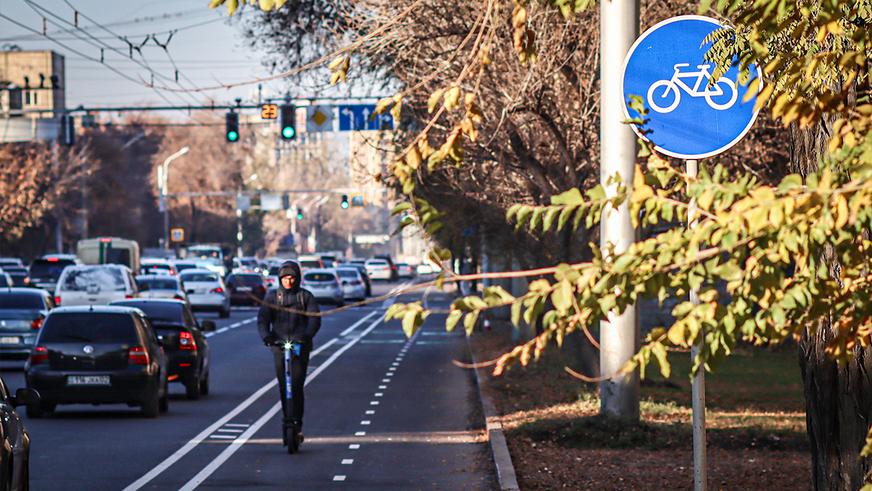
[77,237,140,273]
[54,265,139,307]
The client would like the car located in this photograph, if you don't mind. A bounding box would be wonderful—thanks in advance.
[0,375,38,490]
[178,269,230,318]
[231,257,259,272]
[316,254,339,268]
[297,255,324,271]
[171,260,213,274]
[417,262,438,275]
[225,273,267,306]
[0,258,24,269]
[374,254,399,281]
[0,271,12,288]
[25,306,170,418]
[396,263,416,279]
[0,288,53,363]
[2,266,31,287]
[135,275,187,302]
[28,256,80,292]
[301,269,344,306]
[342,263,371,297]
[111,299,213,400]
[140,258,176,276]
[365,259,393,281]
[54,264,139,307]
[335,267,367,301]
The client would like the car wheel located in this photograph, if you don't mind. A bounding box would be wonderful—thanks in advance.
[219,306,230,318]
[199,373,210,396]
[141,390,160,418]
[185,376,201,400]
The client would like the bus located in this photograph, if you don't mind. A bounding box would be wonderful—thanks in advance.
[76,237,140,272]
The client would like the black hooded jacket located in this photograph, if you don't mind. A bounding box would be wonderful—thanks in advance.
[257,261,321,344]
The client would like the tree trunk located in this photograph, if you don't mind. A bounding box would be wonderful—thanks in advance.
[792,122,872,490]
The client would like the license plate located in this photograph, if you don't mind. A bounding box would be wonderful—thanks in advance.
[237,286,252,292]
[0,336,20,344]
[67,375,110,386]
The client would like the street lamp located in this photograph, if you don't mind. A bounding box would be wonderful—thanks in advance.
[236,173,259,258]
[158,146,190,250]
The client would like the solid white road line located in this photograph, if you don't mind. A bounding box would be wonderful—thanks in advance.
[124,313,376,491]
[223,424,250,428]
[177,315,384,491]
[208,435,236,440]
[340,310,378,337]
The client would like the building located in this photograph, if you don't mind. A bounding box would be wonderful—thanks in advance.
[0,49,66,143]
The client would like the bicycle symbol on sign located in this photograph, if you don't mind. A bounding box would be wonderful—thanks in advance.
[646,63,738,114]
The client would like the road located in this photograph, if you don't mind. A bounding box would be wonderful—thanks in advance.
[1,281,497,490]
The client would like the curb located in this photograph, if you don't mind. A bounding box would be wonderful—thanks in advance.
[467,337,520,491]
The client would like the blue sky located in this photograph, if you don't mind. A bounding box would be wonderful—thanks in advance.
[0,0,367,119]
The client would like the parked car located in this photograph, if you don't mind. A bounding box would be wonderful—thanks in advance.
[396,263,416,279]
[365,259,393,281]
[301,269,344,306]
[140,258,176,276]
[178,269,230,318]
[225,273,267,306]
[335,267,367,301]
[25,306,170,418]
[2,266,31,287]
[342,263,372,297]
[135,275,187,302]
[54,265,139,307]
[0,375,38,490]
[0,288,53,362]
[28,256,80,292]
[111,299,213,400]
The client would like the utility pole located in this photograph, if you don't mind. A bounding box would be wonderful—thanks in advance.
[599,0,640,421]
[158,146,189,250]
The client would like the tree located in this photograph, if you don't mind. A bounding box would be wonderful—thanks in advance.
[212,0,870,488]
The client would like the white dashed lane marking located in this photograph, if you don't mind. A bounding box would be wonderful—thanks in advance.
[333,475,346,482]
[355,431,366,436]
[360,420,371,425]
[341,459,354,465]
[349,444,360,450]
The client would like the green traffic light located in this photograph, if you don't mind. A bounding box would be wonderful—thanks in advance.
[227,130,239,142]
[282,126,295,139]
[341,201,349,209]
[296,212,303,220]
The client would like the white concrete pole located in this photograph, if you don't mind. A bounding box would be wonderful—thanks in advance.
[599,0,640,421]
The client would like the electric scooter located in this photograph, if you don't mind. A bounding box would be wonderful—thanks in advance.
[274,339,303,454]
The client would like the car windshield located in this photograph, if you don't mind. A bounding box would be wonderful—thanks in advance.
[137,278,178,290]
[112,302,184,325]
[300,260,321,269]
[0,292,44,309]
[368,260,388,266]
[40,313,138,343]
[142,264,171,272]
[0,259,21,267]
[30,259,75,279]
[62,267,126,292]
[174,263,197,271]
[304,273,335,282]
[4,267,27,274]
[336,269,358,278]
[180,273,218,283]
[229,274,262,286]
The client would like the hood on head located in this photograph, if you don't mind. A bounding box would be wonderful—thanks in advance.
[278,261,301,293]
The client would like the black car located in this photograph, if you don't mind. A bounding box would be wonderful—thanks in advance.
[25,306,170,418]
[225,273,267,306]
[2,267,31,287]
[0,375,38,490]
[28,257,78,292]
[111,299,213,400]
[0,289,53,363]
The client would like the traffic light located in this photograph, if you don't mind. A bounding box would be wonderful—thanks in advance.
[225,111,239,142]
[340,194,349,209]
[279,104,296,140]
[281,193,290,210]
[296,207,304,220]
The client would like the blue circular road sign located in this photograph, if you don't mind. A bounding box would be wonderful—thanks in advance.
[622,15,762,159]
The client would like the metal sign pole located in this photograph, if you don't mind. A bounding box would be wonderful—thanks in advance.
[687,158,706,491]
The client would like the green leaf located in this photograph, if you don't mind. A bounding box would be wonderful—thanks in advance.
[446,310,463,332]
[550,188,583,206]
[511,301,522,326]
[551,280,573,313]
[402,310,420,338]
[463,311,480,336]
[391,202,412,216]
[543,206,561,231]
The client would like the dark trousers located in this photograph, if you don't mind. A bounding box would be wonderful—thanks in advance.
[272,345,310,427]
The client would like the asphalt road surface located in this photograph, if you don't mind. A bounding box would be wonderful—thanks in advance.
[1,280,497,490]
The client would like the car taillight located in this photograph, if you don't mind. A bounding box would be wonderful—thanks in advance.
[31,318,43,329]
[210,287,224,294]
[128,346,150,365]
[54,296,61,305]
[179,331,197,351]
[30,346,48,365]
[174,294,185,300]
[125,294,135,299]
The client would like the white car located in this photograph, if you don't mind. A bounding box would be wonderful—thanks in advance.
[140,258,177,276]
[179,269,230,318]
[135,274,187,302]
[335,267,367,301]
[365,259,393,281]
[54,265,139,307]
[396,263,416,279]
[301,269,344,306]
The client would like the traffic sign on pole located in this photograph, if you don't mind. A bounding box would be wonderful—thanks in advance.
[337,104,394,131]
[622,16,762,159]
[170,228,185,243]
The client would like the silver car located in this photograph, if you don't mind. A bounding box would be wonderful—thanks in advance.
[179,269,230,318]
[135,275,188,302]
[301,269,344,306]
[335,267,367,301]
